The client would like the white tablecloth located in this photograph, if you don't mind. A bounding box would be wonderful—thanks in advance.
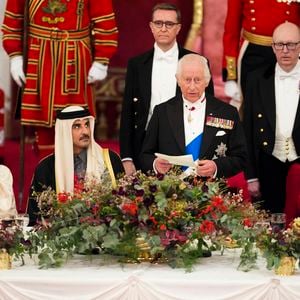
[0,250,299,300]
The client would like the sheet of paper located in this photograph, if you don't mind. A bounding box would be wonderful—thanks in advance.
[155,153,195,167]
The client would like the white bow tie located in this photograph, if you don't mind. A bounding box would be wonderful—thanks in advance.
[277,73,299,80]
[155,53,175,63]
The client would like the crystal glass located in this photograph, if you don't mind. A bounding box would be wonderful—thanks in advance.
[0,215,15,229]
[15,214,30,229]
[270,213,286,231]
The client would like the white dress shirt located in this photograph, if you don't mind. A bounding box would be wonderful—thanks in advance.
[146,42,179,128]
[272,61,300,162]
[183,93,206,147]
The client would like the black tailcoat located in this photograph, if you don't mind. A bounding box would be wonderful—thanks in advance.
[140,94,247,178]
[119,46,214,169]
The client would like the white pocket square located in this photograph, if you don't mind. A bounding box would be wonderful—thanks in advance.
[216,130,226,136]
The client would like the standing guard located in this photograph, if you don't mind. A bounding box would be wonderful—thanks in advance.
[222,0,299,111]
[2,0,118,159]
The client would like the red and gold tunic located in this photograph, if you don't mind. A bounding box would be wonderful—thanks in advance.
[223,0,299,80]
[2,0,118,127]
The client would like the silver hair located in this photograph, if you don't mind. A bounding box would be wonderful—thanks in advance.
[176,54,211,84]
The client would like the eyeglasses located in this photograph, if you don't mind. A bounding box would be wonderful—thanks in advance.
[152,20,179,29]
[272,42,300,50]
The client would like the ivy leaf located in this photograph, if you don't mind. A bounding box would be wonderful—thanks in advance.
[102,233,119,249]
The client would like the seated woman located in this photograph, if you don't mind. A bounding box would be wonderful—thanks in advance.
[0,165,17,218]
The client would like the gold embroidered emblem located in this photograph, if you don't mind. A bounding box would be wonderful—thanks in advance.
[42,16,65,24]
[42,0,67,16]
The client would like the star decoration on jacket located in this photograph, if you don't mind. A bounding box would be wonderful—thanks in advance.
[214,142,228,158]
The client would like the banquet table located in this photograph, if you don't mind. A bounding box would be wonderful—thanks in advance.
[0,250,299,300]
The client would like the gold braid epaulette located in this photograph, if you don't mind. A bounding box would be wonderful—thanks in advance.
[225,56,237,80]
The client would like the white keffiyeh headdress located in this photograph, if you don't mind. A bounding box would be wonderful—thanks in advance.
[54,106,105,194]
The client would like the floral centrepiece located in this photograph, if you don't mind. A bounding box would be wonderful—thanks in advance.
[0,218,27,269]
[17,171,300,272]
[256,217,300,272]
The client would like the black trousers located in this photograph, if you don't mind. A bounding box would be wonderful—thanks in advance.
[258,151,299,213]
[241,43,276,98]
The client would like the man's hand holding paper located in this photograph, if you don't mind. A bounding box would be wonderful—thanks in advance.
[155,153,195,168]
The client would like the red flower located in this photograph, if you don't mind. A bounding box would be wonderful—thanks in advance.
[243,218,253,227]
[199,220,216,234]
[57,192,69,204]
[211,196,228,213]
[92,204,100,215]
[211,196,224,207]
[74,175,85,194]
[149,215,158,225]
[210,211,218,220]
[122,202,138,216]
[135,196,143,203]
[160,224,167,231]
[161,229,187,246]
[199,205,213,216]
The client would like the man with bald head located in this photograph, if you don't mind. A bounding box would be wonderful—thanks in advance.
[140,54,247,178]
[243,22,300,217]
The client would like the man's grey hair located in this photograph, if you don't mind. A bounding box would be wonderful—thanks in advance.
[176,54,211,84]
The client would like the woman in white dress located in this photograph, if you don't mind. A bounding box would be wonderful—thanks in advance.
[0,165,17,218]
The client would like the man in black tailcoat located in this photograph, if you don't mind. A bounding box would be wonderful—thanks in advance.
[119,3,214,175]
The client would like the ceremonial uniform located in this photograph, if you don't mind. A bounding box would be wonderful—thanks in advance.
[2,0,118,127]
[222,0,299,94]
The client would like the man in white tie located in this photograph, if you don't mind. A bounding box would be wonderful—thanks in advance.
[243,22,300,217]
[140,54,247,178]
[119,3,214,175]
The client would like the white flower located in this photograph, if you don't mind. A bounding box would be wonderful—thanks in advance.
[184,239,199,253]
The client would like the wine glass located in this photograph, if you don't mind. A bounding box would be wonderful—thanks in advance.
[16,214,30,230]
[270,213,286,231]
[0,215,15,229]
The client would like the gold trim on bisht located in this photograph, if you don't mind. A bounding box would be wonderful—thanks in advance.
[184,0,203,51]
[225,56,237,80]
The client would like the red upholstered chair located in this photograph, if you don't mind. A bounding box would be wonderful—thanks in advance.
[0,89,5,163]
[284,164,300,226]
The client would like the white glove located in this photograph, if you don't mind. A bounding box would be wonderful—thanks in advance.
[224,80,241,101]
[87,62,108,83]
[10,56,26,87]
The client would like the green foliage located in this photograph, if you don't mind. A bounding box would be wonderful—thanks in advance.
[9,172,300,272]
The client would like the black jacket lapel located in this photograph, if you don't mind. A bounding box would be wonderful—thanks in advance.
[140,49,154,114]
[200,95,218,157]
[166,96,185,153]
[261,68,276,133]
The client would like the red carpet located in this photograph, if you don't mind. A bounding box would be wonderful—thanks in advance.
[3,139,249,213]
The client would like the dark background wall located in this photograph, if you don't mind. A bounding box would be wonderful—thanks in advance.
[110,0,193,68]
